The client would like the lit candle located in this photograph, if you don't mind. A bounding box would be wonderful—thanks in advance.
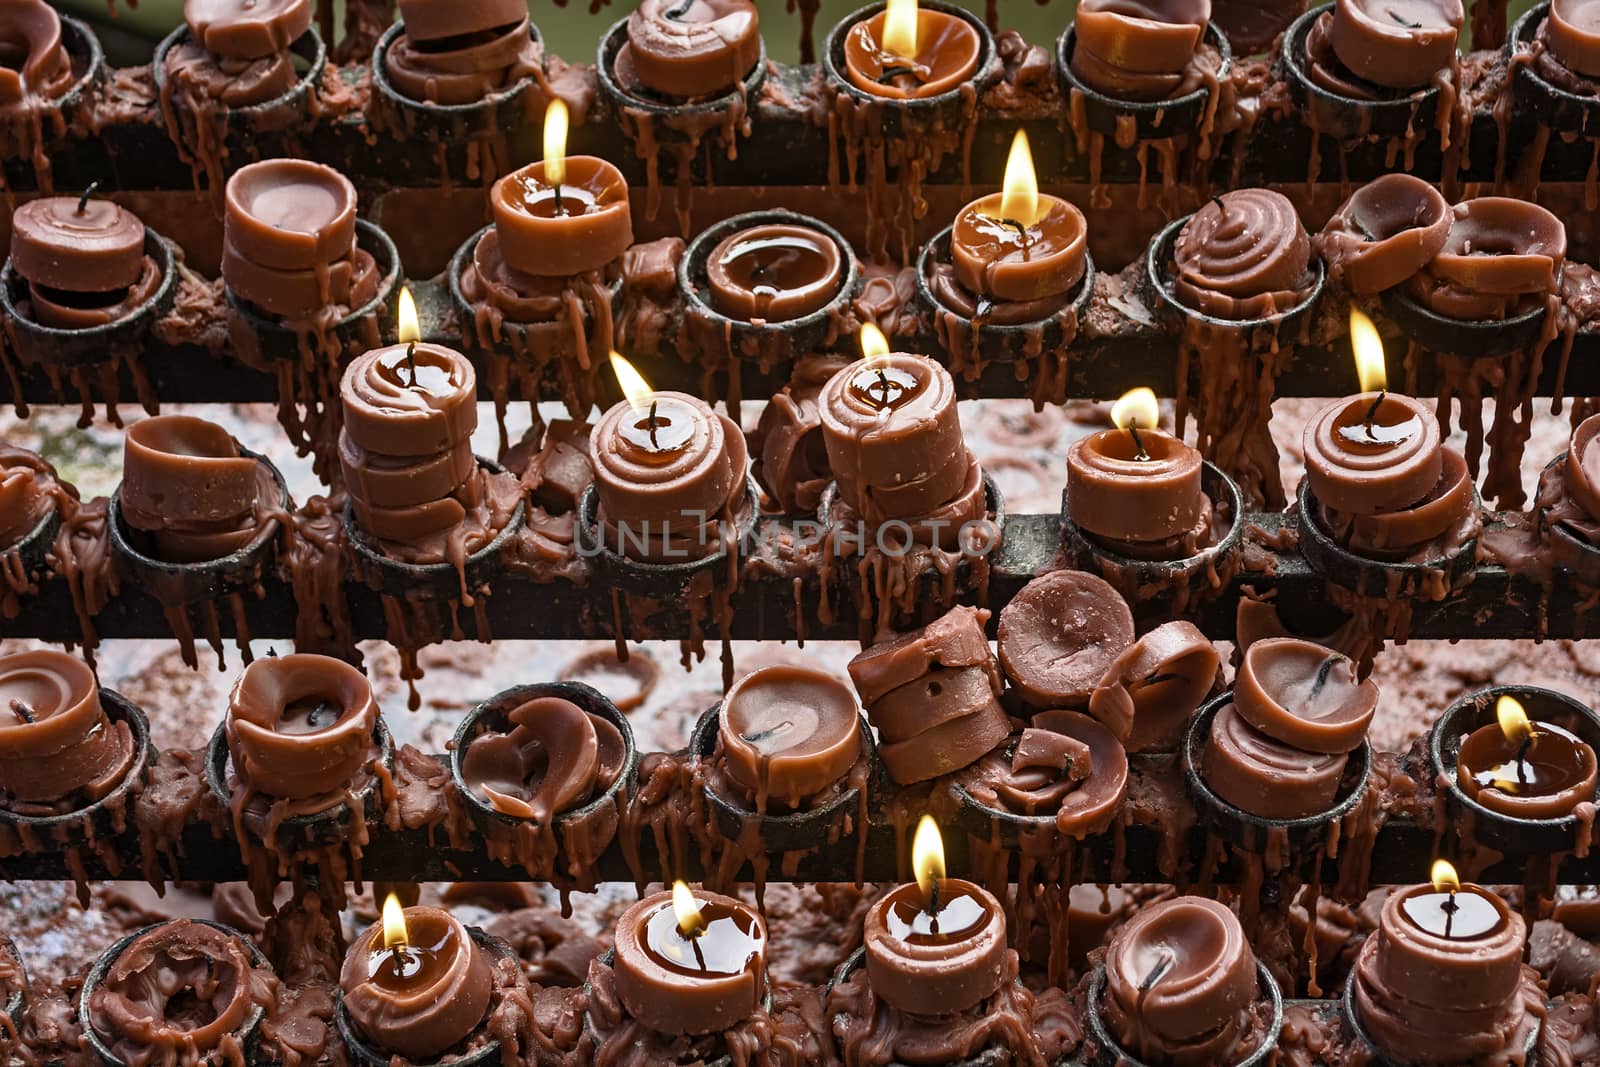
[0,650,135,805]
[340,896,495,1060]
[459,695,626,822]
[1456,695,1598,819]
[619,0,761,98]
[1070,0,1211,101]
[225,653,379,801]
[487,101,633,279]
[717,665,862,810]
[1066,387,1207,552]
[841,0,982,100]
[706,223,845,323]
[862,816,1007,1014]
[611,881,768,1035]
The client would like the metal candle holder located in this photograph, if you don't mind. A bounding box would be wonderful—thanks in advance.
[1055,22,1233,142]
[1,495,63,614]
[1510,3,1600,139]
[1082,961,1283,1067]
[1537,452,1600,586]
[1338,967,1544,1067]
[1380,281,1553,359]
[1294,478,1481,600]
[370,21,547,146]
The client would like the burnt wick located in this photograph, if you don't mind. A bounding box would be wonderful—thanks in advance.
[404,340,418,387]
[647,399,660,450]
[77,181,100,215]
[662,0,697,19]
[1138,948,1176,993]
[552,183,564,215]
[1211,195,1226,216]
[1362,390,1386,439]
[1308,653,1343,701]
[1386,8,1423,28]
[740,720,794,745]
[1127,422,1150,462]
[876,64,918,84]
[998,217,1033,259]
[8,699,34,724]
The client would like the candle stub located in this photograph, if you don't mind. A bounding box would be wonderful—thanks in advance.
[751,356,848,515]
[1088,620,1220,751]
[1066,420,1207,552]
[1325,0,1463,90]
[1201,703,1349,818]
[460,697,626,823]
[841,4,983,100]
[1174,189,1315,320]
[998,570,1136,710]
[611,888,768,1036]
[717,665,862,809]
[1314,175,1452,295]
[225,653,379,800]
[490,157,633,278]
[1231,638,1377,754]
[1071,0,1212,101]
[0,650,136,806]
[1455,697,1599,819]
[9,196,160,330]
[385,0,540,107]
[619,0,761,99]
[1547,0,1600,77]
[184,0,312,60]
[706,224,844,324]
[863,876,1008,1015]
[0,1,74,106]
[955,709,1130,836]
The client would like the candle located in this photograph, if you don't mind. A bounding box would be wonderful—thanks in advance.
[946,130,1087,306]
[841,0,982,100]
[957,710,1130,834]
[1232,638,1378,755]
[1350,862,1533,1065]
[717,664,862,809]
[0,650,134,805]
[488,102,633,279]
[1314,174,1452,296]
[1200,703,1349,819]
[751,355,847,514]
[119,415,278,564]
[619,0,761,98]
[864,816,1007,1014]
[225,654,379,801]
[1088,620,1221,751]
[589,353,747,562]
[612,882,767,1035]
[1547,0,1600,77]
[1066,387,1207,552]
[0,445,58,548]
[385,0,538,106]
[87,921,277,1065]
[9,194,159,330]
[1563,413,1600,523]
[0,0,73,106]
[1101,896,1260,1065]
[1070,0,1211,101]
[1326,0,1463,90]
[1456,695,1598,819]
[997,570,1136,711]
[1174,190,1314,320]
[340,897,494,1059]
[1409,198,1566,321]
[847,605,1011,784]
[705,223,844,323]
[459,695,626,822]
[184,0,312,60]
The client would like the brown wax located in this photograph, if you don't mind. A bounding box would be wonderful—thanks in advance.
[1566,414,1600,522]
[185,0,311,60]
[1549,0,1600,77]
[622,0,760,99]
[0,446,56,548]
[848,604,995,705]
[460,697,624,823]
[612,889,767,1036]
[341,906,494,1059]
[752,356,846,514]
[1429,198,1566,301]
[590,390,744,537]
[997,570,1136,710]
[1173,190,1313,320]
[1314,175,1452,296]
[10,197,146,294]
[340,343,478,458]
[718,665,861,807]
[987,709,1129,833]
[0,0,73,105]
[26,257,161,330]
[818,354,967,523]
[226,654,378,800]
[1457,718,1598,819]
[339,432,477,510]
[1075,0,1210,74]
[1103,896,1258,1066]
[842,7,982,100]
[1088,621,1219,752]
[224,160,357,272]
[1201,703,1348,818]
[220,242,368,317]
[385,18,538,106]
[0,650,133,804]
[396,0,527,42]
[120,416,260,526]
[1232,639,1376,754]
[706,224,843,324]
[949,194,1087,304]
[863,878,1007,1015]
[490,157,633,278]
[1328,0,1462,90]
[1066,426,1204,546]
[1302,391,1442,515]
[1345,447,1474,554]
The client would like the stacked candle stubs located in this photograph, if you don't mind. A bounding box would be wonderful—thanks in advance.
[339,343,481,547]
[9,197,157,329]
[848,605,1009,784]
[385,0,540,105]
[120,415,273,564]
[171,0,313,106]
[222,160,375,320]
[1070,0,1212,101]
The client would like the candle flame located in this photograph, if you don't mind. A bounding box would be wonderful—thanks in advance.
[672,880,707,938]
[881,0,918,60]
[1349,308,1387,394]
[912,814,945,907]
[999,130,1040,227]
[381,893,409,949]
[609,352,655,415]
[859,322,890,362]
[396,287,420,345]
[1111,387,1159,432]
[1430,858,1460,894]
[1496,695,1535,745]
[543,99,569,188]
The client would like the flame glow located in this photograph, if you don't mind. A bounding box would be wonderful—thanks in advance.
[381,893,409,949]
[397,287,419,345]
[912,814,945,907]
[1349,308,1387,394]
[1496,695,1535,746]
[609,352,654,414]
[672,880,707,938]
[881,0,919,59]
[543,99,569,187]
[1111,387,1159,432]
[859,322,890,362]
[999,130,1040,227]
[1430,858,1460,894]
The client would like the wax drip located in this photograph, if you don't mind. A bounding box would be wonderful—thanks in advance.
[7,699,33,725]
[1362,390,1386,439]
[76,181,100,215]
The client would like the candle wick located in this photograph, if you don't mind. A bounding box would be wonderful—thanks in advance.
[663,0,696,19]
[647,399,660,450]
[404,341,418,388]
[1387,8,1423,28]
[1127,422,1149,462]
[741,720,794,745]
[1517,733,1534,786]
[1308,653,1343,701]
[77,181,100,216]
[553,183,564,216]
[999,217,1032,259]
[927,878,940,920]
[1135,670,1183,689]
[876,64,919,85]
[7,699,34,724]
[1442,889,1459,937]
[1363,390,1386,440]
[1138,948,1175,993]
[1211,195,1226,216]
